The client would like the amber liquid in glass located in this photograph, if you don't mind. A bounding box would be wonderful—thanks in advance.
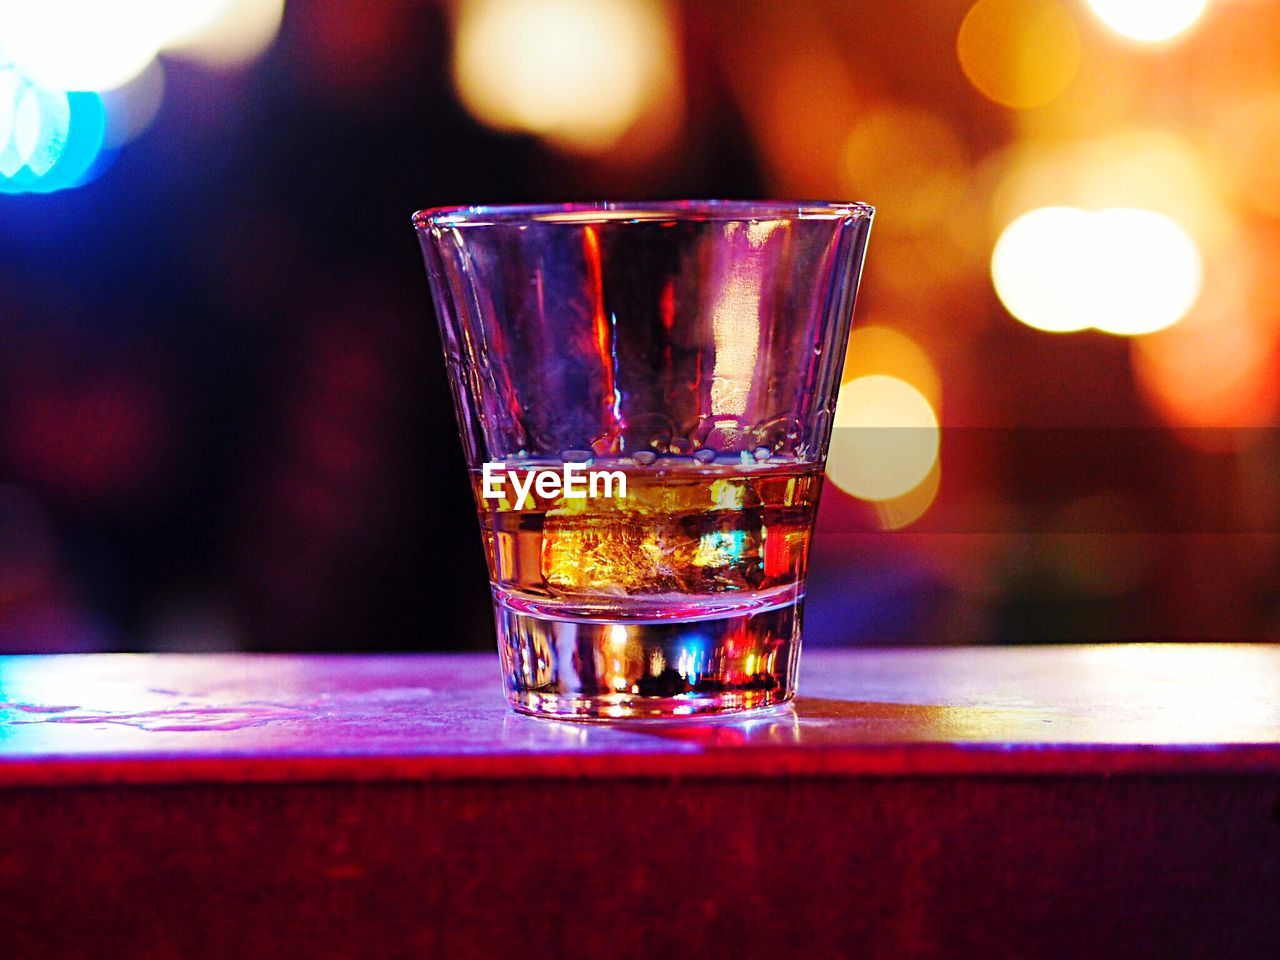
[470,460,822,714]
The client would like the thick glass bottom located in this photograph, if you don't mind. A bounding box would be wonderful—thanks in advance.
[493,591,803,719]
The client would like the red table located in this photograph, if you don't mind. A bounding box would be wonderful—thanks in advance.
[2,645,1278,958]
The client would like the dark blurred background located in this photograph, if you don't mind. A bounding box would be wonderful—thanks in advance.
[3,0,1279,652]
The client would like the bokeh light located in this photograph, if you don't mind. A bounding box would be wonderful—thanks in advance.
[7,0,1280,654]
[452,0,678,153]
[742,47,860,197]
[0,0,283,195]
[874,458,942,531]
[0,73,105,194]
[842,325,942,407]
[1133,255,1280,431]
[991,207,1095,333]
[989,130,1229,253]
[827,375,940,502]
[1212,95,1280,221]
[834,327,943,527]
[161,0,286,69]
[0,1,284,91]
[100,60,166,149]
[26,93,106,193]
[1135,315,1279,432]
[992,206,1202,336]
[0,69,69,179]
[956,0,1081,109]
[1085,0,1209,44]
[840,107,968,237]
[0,2,168,92]
[1089,209,1203,335]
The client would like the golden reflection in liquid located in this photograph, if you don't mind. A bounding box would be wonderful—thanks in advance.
[605,624,639,693]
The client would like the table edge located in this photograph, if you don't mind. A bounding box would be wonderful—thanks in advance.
[2,743,1279,788]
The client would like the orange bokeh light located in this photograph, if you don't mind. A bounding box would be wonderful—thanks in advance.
[842,324,942,407]
[957,0,1081,109]
[841,106,969,237]
[1133,298,1280,433]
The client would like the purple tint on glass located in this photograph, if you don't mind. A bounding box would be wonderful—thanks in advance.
[414,200,873,464]
[414,200,873,719]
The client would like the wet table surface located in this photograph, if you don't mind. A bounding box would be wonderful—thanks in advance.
[2,644,1279,784]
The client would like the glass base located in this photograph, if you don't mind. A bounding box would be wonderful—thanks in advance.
[493,593,803,720]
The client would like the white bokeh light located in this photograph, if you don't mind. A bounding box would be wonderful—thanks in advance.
[992,206,1202,337]
[827,375,940,502]
[0,68,71,178]
[162,0,286,68]
[0,1,169,92]
[991,207,1095,333]
[0,1,285,93]
[0,70,20,162]
[453,0,676,152]
[1088,209,1203,335]
[1085,0,1209,44]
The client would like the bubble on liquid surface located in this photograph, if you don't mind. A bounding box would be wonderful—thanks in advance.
[692,415,749,453]
[753,446,772,462]
[633,451,658,465]
[563,449,594,464]
[693,449,717,464]
[754,416,803,457]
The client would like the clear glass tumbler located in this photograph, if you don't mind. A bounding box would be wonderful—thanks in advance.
[413,200,873,719]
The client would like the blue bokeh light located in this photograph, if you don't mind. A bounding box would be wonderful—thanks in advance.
[0,76,107,195]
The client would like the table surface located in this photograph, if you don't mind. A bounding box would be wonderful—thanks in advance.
[1,644,1278,785]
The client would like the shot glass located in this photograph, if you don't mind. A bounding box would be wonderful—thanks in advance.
[413,200,872,719]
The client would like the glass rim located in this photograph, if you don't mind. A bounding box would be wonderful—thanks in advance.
[412,198,874,230]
